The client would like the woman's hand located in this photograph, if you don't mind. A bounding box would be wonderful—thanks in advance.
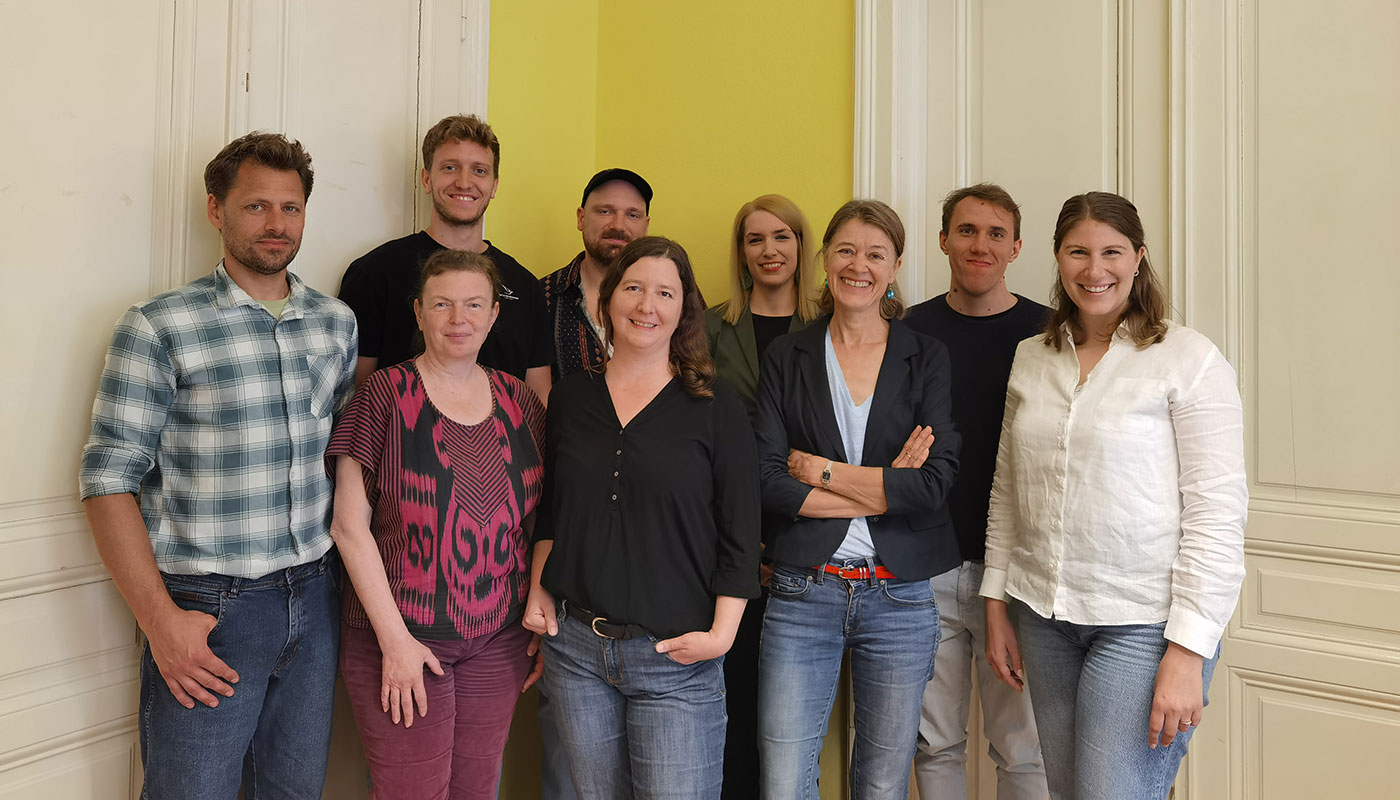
[522,583,557,637]
[984,598,1025,692]
[521,633,545,693]
[379,631,445,727]
[786,449,826,487]
[1148,642,1206,749]
[655,628,736,665]
[891,425,935,469]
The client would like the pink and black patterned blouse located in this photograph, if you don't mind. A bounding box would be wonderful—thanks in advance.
[327,361,546,640]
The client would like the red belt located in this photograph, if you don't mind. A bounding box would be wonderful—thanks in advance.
[822,563,899,580]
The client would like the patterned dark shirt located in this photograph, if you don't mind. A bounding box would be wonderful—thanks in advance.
[327,362,546,640]
[541,253,609,381]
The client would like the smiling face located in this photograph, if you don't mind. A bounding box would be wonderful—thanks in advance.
[823,219,901,317]
[578,181,649,266]
[1056,219,1146,332]
[607,255,682,356]
[421,138,498,227]
[940,196,1021,298]
[413,269,500,362]
[742,209,801,293]
[207,162,306,277]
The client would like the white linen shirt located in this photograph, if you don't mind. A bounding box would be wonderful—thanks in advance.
[979,322,1247,657]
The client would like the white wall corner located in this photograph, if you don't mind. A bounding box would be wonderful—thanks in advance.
[854,0,931,303]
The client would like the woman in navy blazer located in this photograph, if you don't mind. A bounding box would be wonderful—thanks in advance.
[754,200,961,799]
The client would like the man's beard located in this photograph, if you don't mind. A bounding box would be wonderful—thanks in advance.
[584,229,631,266]
[433,196,486,228]
[226,235,300,275]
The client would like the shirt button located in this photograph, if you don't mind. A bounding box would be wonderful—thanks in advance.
[613,471,619,477]
[615,449,622,456]
[611,494,617,500]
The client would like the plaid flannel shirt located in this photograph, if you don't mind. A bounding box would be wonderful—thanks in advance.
[80,263,358,578]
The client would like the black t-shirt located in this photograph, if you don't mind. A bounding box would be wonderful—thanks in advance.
[751,313,793,361]
[535,371,762,639]
[338,231,552,380]
[904,293,1048,561]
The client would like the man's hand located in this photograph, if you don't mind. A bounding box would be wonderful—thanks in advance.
[891,425,934,468]
[146,606,240,709]
[655,628,735,665]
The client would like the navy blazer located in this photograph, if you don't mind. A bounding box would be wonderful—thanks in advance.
[753,316,962,580]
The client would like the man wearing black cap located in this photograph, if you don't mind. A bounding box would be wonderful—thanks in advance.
[339,114,553,399]
[540,168,652,380]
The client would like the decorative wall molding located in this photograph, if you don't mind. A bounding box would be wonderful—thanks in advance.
[853,0,929,301]
[150,0,200,296]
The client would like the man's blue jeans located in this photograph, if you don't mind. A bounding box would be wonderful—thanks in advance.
[138,552,340,799]
[758,560,939,800]
[541,601,728,799]
[1012,599,1220,800]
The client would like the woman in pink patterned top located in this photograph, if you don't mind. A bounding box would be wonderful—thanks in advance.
[328,249,546,800]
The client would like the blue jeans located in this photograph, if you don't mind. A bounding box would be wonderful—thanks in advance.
[536,689,579,800]
[758,560,939,800]
[542,601,728,799]
[1012,600,1220,800]
[139,552,341,800]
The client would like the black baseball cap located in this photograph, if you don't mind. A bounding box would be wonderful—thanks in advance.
[581,168,653,213]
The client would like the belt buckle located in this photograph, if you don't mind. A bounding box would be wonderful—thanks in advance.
[841,566,868,579]
[590,616,615,638]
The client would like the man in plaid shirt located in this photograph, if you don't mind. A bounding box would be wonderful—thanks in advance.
[79,133,356,799]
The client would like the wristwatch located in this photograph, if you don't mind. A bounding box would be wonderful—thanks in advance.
[821,459,834,488]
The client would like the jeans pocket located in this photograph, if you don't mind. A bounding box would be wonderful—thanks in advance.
[880,578,936,608]
[163,578,227,635]
[766,566,811,599]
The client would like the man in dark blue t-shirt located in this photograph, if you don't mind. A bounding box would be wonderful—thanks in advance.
[905,183,1050,799]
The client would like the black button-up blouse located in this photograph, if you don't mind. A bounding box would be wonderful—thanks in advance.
[535,370,762,639]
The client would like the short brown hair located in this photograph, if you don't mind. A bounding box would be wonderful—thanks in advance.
[815,200,907,320]
[719,194,820,325]
[415,249,503,306]
[422,114,500,175]
[204,132,314,203]
[941,183,1022,240]
[1044,191,1167,350]
[409,249,503,357]
[597,236,715,398]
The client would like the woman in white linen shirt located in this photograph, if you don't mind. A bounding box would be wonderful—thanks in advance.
[981,191,1247,800]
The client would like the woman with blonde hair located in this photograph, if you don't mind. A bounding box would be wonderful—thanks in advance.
[981,191,1247,799]
[755,200,960,799]
[702,194,819,799]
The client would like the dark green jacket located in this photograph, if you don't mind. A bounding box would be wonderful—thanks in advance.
[704,304,810,420]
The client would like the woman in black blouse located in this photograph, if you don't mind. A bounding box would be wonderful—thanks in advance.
[754,200,961,799]
[523,236,762,800]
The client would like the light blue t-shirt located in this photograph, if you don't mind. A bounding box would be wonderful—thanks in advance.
[825,329,877,561]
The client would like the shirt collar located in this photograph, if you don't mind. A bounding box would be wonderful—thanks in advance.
[558,252,587,296]
[213,261,308,319]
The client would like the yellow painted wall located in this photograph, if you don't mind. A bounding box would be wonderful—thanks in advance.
[488,3,854,797]
[488,0,853,305]
[487,0,600,275]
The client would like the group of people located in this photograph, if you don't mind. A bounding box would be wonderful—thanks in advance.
[79,113,1247,800]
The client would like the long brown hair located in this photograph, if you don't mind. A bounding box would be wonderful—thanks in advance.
[596,236,715,398]
[719,194,820,325]
[815,200,907,320]
[1044,192,1167,350]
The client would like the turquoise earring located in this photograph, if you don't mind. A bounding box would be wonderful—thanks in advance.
[886,285,895,300]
